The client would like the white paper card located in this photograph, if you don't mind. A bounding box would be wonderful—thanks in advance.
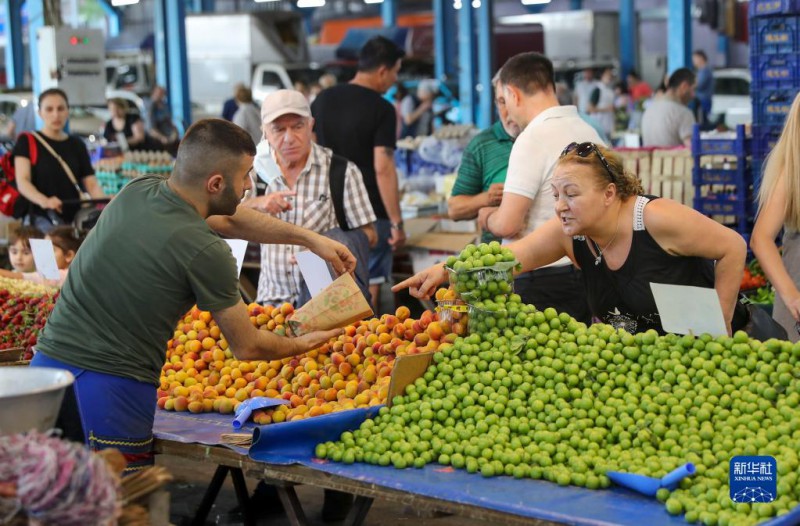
[224,239,248,277]
[296,250,333,298]
[29,239,60,280]
[650,283,728,336]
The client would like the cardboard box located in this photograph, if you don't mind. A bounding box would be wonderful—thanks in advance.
[404,217,478,274]
[387,352,435,406]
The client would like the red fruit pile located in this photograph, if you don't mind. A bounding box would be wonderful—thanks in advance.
[0,278,58,353]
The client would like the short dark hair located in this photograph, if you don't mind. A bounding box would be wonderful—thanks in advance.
[693,50,708,62]
[627,69,640,80]
[668,68,696,90]
[47,226,84,254]
[173,119,256,183]
[358,36,405,73]
[39,88,69,108]
[498,52,555,95]
[9,226,44,248]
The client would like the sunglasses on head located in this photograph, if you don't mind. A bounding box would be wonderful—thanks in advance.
[560,141,615,182]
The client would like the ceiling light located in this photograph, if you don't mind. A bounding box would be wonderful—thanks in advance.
[364,0,384,3]
[111,0,139,6]
[520,0,550,4]
[297,0,325,6]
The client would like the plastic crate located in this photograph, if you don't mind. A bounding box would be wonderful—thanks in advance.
[750,0,800,17]
[753,17,798,54]
[694,194,754,216]
[752,124,783,159]
[691,125,750,156]
[693,168,749,185]
[751,54,800,89]
[753,89,795,125]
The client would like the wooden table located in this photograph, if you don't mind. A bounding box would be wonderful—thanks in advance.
[155,438,559,526]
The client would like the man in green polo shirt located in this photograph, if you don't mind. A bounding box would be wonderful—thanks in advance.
[448,73,521,243]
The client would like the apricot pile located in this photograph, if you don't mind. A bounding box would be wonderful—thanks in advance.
[158,300,457,424]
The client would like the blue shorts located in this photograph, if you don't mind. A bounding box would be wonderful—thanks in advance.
[31,352,157,474]
[368,218,393,285]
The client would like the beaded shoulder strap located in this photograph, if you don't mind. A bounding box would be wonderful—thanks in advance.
[633,195,650,232]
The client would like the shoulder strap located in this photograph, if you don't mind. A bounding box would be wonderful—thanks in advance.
[328,153,350,231]
[31,132,86,198]
[633,195,653,232]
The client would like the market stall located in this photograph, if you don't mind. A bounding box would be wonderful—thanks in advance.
[1,228,797,526]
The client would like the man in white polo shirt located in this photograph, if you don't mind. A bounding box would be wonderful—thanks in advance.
[477,52,603,323]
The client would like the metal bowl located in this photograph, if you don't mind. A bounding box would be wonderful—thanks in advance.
[0,367,74,435]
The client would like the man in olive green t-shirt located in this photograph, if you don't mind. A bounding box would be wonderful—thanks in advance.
[31,119,356,471]
[448,75,520,243]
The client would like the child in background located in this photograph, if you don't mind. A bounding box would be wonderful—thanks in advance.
[7,226,44,273]
[0,226,84,286]
[46,226,83,272]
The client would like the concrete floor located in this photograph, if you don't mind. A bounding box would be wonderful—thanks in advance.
[158,455,487,526]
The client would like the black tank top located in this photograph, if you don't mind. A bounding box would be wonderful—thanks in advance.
[572,195,745,334]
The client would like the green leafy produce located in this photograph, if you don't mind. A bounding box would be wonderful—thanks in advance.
[318,294,800,525]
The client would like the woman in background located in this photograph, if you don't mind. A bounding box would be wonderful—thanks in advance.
[103,98,146,150]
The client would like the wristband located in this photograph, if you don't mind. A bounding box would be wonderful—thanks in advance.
[391,221,404,231]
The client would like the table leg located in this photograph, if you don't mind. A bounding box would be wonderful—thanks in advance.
[344,495,374,526]
[276,485,309,526]
[229,468,256,526]
[190,465,229,526]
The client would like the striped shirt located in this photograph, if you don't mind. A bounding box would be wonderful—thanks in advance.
[451,121,514,243]
[256,142,376,306]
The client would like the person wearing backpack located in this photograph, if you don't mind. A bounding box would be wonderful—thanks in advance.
[11,88,105,232]
[244,89,377,309]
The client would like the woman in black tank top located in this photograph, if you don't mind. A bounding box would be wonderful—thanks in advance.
[395,142,749,335]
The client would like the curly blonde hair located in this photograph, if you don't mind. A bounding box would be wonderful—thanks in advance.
[555,143,644,199]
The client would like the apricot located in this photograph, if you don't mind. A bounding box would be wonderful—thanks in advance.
[396,306,411,321]
[173,396,189,412]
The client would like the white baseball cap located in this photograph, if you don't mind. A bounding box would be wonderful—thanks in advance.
[261,89,311,124]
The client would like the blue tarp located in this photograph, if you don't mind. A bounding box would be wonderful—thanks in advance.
[154,409,800,526]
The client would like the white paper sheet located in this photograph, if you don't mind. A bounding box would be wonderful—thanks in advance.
[650,283,728,336]
[224,239,249,277]
[296,250,333,298]
[29,239,60,280]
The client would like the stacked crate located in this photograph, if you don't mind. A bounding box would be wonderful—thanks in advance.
[749,0,800,185]
[692,125,754,242]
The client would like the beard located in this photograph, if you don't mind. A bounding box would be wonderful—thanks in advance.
[208,182,241,216]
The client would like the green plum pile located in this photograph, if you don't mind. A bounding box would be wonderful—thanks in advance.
[317,297,800,526]
[445,241,519,301]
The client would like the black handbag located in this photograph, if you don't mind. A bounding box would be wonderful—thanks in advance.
[742,302,788,341]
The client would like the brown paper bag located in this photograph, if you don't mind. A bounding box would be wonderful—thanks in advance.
[287,273,373,335]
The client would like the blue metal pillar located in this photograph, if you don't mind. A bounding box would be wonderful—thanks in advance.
[667,0,691,74]
[458,3,476,124]
[96,0,121,37]
[165,0,191,125]
[154,0,168,89]
[570,0,582,9]
[717,35,729,68]
[382,0,397,28]
[619,0,635,79]
[27,0,45,98]
[434,0,458,82]
[3,0,24,88]
[476,0,493,129]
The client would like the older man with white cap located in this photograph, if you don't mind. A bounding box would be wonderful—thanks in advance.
[243,89,377,307]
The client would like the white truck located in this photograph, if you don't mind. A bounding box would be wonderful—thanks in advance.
[185,12,320,116]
